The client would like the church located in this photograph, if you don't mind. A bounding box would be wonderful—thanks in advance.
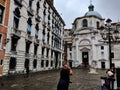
[64,3,120,69]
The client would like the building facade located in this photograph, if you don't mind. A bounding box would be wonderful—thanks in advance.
[0,0,10,76]
[64,3,120,69]
[2,0,65,76]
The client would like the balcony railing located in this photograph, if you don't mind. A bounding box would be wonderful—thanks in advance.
[25,53,30,58]
[11,28,21,37]
[42,21,46,26]
[35,38,39,44]
[33,55,37,59]
[26,34,33,42]
[42,42,50,48]
[11,50,17,56]
[27,7,34,16]
[35,15,41,22]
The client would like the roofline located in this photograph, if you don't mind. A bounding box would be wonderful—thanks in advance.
[72,16,105,25]
[46,0,65,26]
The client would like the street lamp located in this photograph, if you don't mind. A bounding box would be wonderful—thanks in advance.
[99,18,120,69]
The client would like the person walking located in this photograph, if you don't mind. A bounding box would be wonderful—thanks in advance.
[57,60,73,90]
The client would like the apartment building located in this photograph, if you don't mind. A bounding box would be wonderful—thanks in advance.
[0,0,10,76]
[2,0,65,75]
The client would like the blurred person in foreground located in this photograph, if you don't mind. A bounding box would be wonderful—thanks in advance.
[57,60,73,90]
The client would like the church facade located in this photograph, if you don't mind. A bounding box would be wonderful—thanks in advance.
[64,3,120,69]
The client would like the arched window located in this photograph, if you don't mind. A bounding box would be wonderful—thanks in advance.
[96,21,99,28]
[35,24,39,38]
[82,19,88,27]
[13,7,21,29]
[27,18,32,35]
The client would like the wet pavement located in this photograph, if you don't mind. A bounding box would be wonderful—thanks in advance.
[0,68,106,90]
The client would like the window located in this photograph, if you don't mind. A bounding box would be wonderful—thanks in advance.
[35,24,39,38]
[46,49,49,57]
[27,18,32,34]
[41,60,44,67]
[9,57,16,69]
[101,46,104,50]
[70,53,72,58]
[42,47,44,56]
[33,59,37,68]
[51,51,53,58]
[43,15,45,21]
[29,0,33,7]
[97,21,99,28]
[11,38,18,51]
[13,7,21,29]
[0,5,4,24]
[26,42,30,53]
[0,59,3,65]
[34,45,38,55]
[42,34,45,41]
[51,61,53,67]
[0,34,2,48]
[24,59,29,68]
[82,19,88,27]
[47,32,50,44]
[46,60,49,67]
[36,1,40,14]
[69,46,72,51]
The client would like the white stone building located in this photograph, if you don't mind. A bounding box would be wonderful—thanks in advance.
[64,4,120,69]
[3,0,65,75]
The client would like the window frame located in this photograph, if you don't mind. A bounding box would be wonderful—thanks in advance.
[0,5,5,24]
[82,19,88,27]
[0,59,3,66]
[0,34,2,49]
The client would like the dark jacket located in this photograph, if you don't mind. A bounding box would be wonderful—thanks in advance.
[57,69,70,90]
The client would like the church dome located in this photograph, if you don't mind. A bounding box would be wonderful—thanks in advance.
[85,11,102,18]
[84,4,102,19]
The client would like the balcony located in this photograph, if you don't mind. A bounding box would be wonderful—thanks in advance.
[41,55,46,60]
[25,53,30,58]
[48,25,51,30]
[11,51,17,57]
[14,0,23,7]
[42,42,50,48]
[34,38,39,45]
[27,7,34,16]
[42,21,46,26]
[11,28,21,39]
[33,55,37,59]
[26,34,33,43]
[35,15,41,22]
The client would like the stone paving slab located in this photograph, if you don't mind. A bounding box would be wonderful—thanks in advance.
[0,69,108,90]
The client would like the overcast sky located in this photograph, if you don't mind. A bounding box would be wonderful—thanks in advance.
[54,0,120,28]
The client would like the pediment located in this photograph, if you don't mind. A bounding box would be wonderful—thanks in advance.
[80,47,90,51]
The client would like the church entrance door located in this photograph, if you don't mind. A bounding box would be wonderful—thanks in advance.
[82,52,89,67]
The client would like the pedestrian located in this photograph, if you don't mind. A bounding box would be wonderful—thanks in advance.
[105,68,115,90]
[57,60,73,90]
[26,66,29,77]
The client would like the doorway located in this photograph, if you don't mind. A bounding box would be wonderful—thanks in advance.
[101,62,105,69]
[82,52,89,67]
[55,52,58,68]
